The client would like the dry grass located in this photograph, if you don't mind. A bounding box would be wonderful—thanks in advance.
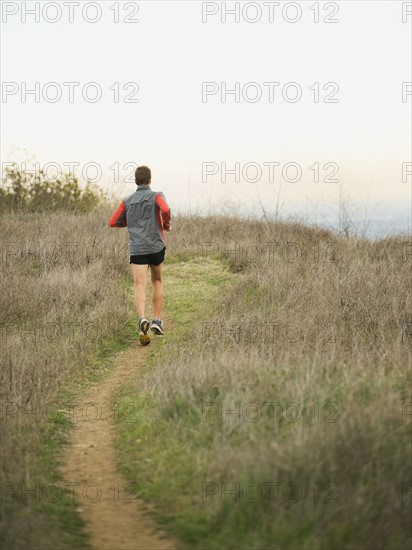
[0,207,133,549]
[1,207,411,548]
[121,215,411,549]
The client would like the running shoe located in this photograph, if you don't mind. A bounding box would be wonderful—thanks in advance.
[139,317,151,346]
[150,319,165,336]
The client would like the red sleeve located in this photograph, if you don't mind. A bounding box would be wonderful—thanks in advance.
[109,201,127,227]
[155,193,171,230]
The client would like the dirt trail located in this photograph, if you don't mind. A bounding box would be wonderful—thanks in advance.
[60,339,176,550]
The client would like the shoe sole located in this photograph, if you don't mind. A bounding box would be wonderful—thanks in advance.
[150,326,165,336]
[139,333,151,346]
[139,320,151,346]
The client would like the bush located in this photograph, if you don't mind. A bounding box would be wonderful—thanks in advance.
[0,164,107,213]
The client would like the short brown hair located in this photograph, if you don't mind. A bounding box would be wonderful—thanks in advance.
[135,165,151,186]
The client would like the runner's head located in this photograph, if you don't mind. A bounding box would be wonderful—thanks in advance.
[135,165,151,186]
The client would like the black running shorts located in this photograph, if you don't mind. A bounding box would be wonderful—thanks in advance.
[129,247,166,266]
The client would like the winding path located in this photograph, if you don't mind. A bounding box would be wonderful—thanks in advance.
[61,340,176,550]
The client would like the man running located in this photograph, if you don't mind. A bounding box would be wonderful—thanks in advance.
[109,165,171,345]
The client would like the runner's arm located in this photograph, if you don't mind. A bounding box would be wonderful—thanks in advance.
[156,193,171,231]
[109,200,127,227]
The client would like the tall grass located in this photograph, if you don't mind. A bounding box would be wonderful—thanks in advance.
[0,207,133,549]
[120,215,412,549]
[1,203,411,548]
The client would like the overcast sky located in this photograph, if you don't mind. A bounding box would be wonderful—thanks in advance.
[1,1,411,232]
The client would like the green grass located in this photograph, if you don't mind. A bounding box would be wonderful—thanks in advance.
[144,256,234,367]
[116,257,238,543]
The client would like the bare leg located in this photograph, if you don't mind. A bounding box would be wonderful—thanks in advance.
[150,263,163,319]
[131,264,148,318]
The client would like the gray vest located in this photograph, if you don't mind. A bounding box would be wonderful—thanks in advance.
[124,185,166,255]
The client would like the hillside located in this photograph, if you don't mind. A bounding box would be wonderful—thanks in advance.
[1,210,411,549]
